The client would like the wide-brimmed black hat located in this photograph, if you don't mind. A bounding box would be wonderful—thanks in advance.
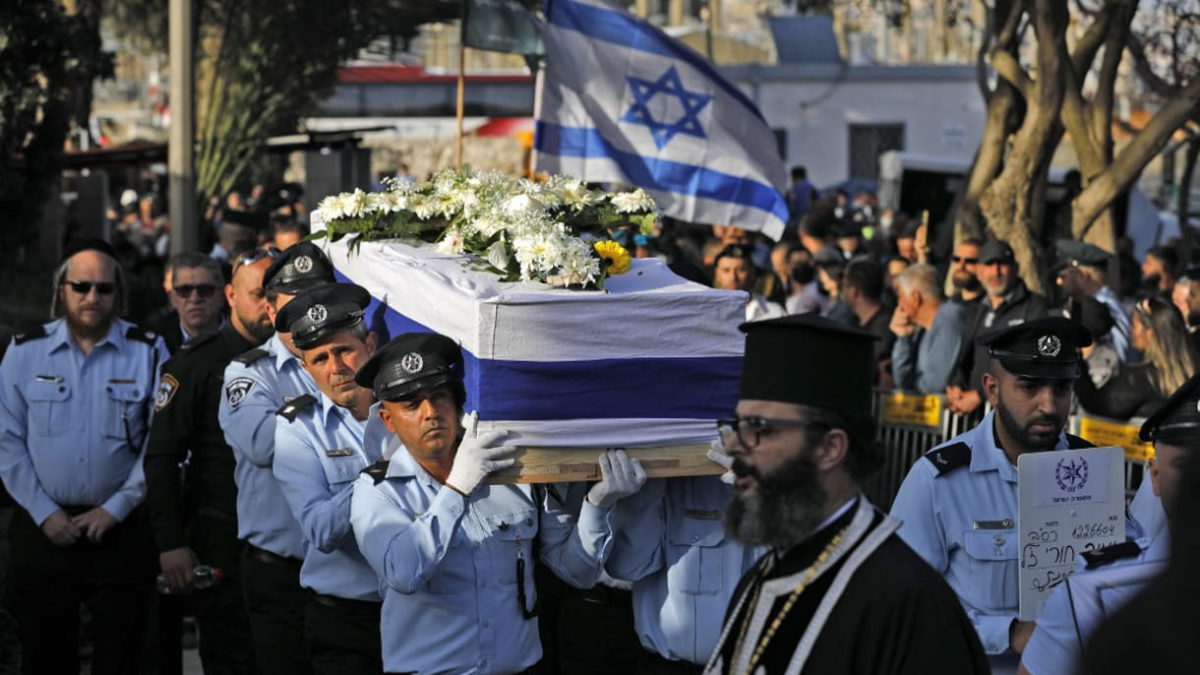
[354,332,464,401]
[978,316,1091,379]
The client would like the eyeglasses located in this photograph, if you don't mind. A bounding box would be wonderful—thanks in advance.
[62,280,117,295]
[173,283,220,299]
[716,415,827,449]
[232,247,281,275]
[951,256,978,265]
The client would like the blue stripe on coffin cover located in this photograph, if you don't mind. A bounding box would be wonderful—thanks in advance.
[339,271,741,421]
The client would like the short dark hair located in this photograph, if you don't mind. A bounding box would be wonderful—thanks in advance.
[842,257,884,302]
[1148,246,1180,274]
[272,219,309,238]
[714,243,755,267]
[791,166,807,180]
[960,236,984,249]
[167,251,222,281]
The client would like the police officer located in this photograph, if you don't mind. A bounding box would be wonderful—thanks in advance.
[1054,239,1130,361]
[219,242,334,674]
[606,473,764,674]
[1017,373,1200,675]
[891,317,1102,672]
[145,247,277,673]
[350,332,647,675]
[271,283,384,674]
[0,239,166,674]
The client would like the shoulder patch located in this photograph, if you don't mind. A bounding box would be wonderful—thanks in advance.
[233,348,269,365]
[126,326,158,346]
[1065,434,1095,449]
[180,332,218,354]
[276,394,317,422]
[12,325,48,345]
[224,376,258,408]
[362,458,390,485]
[1082,540,1142,569]
[154,374,180,411]
[923,442,972,476]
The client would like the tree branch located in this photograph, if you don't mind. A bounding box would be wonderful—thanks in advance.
[991,49,1034,99]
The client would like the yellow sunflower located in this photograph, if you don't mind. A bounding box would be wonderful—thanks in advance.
[594,240,632,275]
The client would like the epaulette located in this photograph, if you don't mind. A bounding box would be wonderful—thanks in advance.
[923,442,971,476]
[276,394,317,422]
[233,348,269,365]
[1081,540,1142,569]
[1065,434,1095,449]
[180,332,218,354]
[125,326,158,346]
[361,458,389,485]
[12,325,47,345]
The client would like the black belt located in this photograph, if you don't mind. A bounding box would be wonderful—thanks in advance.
[195,506,237,522]
[572,583,632,605]
[308,591,381,615]
[245,544,301,567]
[60,504,98,517]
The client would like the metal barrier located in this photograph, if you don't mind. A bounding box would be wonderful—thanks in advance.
[865,390,1153,510]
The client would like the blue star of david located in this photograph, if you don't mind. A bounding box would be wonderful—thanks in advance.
[621,66,712,149]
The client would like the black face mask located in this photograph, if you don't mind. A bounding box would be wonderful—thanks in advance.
[791,261,816,286]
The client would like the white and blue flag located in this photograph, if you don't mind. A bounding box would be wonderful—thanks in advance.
[535,0,789,239]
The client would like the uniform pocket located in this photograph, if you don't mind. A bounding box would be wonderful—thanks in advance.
[105,383,147,442]
[320,452,367,487]
[26,381,70,437]
[963,529,1018,610]
[667,514,726,594]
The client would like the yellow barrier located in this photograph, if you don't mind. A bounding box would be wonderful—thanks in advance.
[1076,416,1155,463]
[880,392,943,429]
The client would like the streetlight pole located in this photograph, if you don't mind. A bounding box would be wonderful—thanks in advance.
[169,0,199,254]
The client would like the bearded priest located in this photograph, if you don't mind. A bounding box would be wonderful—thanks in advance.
[703,314,988,675]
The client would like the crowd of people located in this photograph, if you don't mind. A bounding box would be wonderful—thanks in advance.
[0,168,1197,675]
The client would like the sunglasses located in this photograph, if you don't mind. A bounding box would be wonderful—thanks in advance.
[232,247,281,275]
[63,280,117,295]
[173,283,220,299]
[951,256,978,264]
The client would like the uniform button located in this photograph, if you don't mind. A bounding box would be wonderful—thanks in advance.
[58,386,65,393]
[993,535,1005,547]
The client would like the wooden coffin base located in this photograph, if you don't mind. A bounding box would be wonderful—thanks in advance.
[487,444,725,484]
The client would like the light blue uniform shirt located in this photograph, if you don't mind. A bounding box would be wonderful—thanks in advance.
[890,410,1137,657]
[351,446,616,675]
[606,477,764,665]
[219,334,313,559]
[1021,531,1168,675]
[273,391,381,601]
[1094,286,1132,362]
[0,318,167,524]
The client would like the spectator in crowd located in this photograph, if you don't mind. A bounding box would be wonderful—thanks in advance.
[815,250,855,325]
[841,257,895,385]
[884,255,910,308]
[797,205,836,257]
[213,209,266,261]
[1071,295,1120,390]
[784,252,826,315]
[786,166,816,227]
[146,252,226,354]
[1055,240,1131,361]
[1076,295,1197,420]
[946,239,1049,416]
[892,217,919,264]
[0,239,167,674]
[1142,245,1179,298]
[712,244,785,323]
[271,219,309,251]
[1171,268,1200,355]
[949,237,984,305]
[834,221,866,261]
[889,264,967,393]
[763,242,805,304]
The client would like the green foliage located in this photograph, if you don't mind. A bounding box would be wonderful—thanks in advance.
[0,0,112,253]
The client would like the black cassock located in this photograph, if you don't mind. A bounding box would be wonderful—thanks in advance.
[706,497,988,675]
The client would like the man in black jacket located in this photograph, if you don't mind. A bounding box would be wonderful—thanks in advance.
[947,240,1049,416]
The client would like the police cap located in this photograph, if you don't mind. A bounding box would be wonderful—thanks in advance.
[263,242,334,294]
[1140,373,1200,443]
[978,239,1016,265]
[978,316,1092,379]
[1055,239,1112,270]
[738,313,876,423]
[354,332,464,401]
[277,283,370,350]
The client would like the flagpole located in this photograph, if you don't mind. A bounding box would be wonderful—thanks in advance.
[528,60,543,180]
[455,41,466,170]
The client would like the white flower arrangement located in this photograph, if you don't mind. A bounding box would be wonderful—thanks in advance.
[312,168,658,289]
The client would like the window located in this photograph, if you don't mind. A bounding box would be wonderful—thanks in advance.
[848,123,905,181]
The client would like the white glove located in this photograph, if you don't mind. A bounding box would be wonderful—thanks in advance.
[445,412,516,496]
[707,439,735,485]
[586,450,647,508]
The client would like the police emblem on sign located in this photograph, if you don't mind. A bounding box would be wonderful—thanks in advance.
[155,374,180,412]
[307,304,328,324]
[1055,456,1089,493]
[400,352,424,373]
[293,255,313,273]
[1037,335,1062,358]
[224,377,257,408]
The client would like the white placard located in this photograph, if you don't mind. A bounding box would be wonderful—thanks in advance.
[1017,446,1125,621]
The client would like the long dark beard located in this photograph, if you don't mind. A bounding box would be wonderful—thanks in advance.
[726,445,827,549]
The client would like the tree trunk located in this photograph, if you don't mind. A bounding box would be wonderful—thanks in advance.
[1180,137,1200,263]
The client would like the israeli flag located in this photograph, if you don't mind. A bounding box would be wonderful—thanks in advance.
[536,0,789,239]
